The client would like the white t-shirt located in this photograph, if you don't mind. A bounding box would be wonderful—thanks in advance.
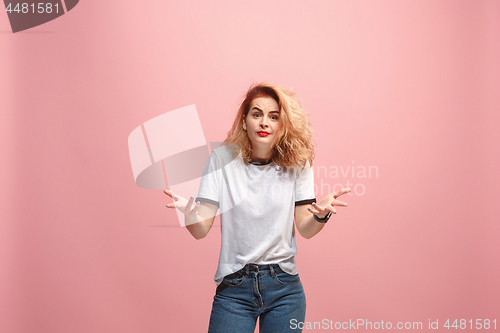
[196,145,316,285]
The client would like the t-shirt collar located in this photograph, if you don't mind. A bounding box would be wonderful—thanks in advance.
[249,158,273,165]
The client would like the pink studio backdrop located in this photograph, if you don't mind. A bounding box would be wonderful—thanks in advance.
[1,1,499,332]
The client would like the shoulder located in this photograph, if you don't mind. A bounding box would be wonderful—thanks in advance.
[212,144,242,166]
[291,160,312,174]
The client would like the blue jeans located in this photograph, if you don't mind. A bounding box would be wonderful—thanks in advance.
[208,264,306,333]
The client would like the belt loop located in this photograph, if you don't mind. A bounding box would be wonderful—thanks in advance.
[269,265,275,278]
[245,265,249,276]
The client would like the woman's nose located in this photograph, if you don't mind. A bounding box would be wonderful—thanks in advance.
[260,117,269,128]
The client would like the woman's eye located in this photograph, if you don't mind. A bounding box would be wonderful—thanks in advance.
[271,116,279,120]
[253,113,260,117]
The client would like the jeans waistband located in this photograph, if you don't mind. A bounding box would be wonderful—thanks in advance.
[242,263,280,276]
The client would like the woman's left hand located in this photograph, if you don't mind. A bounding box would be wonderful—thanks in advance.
[308,188,351,218]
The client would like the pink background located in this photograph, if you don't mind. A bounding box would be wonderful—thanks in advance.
[1,1,499,332]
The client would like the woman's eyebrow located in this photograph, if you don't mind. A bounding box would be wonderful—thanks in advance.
[251,106,280,114]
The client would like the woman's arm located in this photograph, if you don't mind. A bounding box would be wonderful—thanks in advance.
[185,201,218,240]
[294,188,351,239]
[164,190,218,240]
[294,204,326,239]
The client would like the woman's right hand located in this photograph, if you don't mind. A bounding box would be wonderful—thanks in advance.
[164,189,200,220]
[164,189,218,238]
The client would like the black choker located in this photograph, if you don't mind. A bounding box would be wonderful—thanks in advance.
[250,159,273,165]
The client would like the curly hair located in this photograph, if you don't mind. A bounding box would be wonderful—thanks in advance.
[224,83,315,168]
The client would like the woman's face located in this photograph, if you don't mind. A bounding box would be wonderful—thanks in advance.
[242,96,282,153]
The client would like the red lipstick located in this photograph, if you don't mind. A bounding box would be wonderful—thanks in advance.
[257,131,269,137]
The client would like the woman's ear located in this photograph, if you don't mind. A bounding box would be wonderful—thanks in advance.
[242,118,246,130]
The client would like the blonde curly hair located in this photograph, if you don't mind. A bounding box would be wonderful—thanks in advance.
[224,83,315,168]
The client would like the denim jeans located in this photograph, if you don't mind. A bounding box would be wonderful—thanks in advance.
[208,264,306,333]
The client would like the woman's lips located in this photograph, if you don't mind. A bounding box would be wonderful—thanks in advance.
[257,131,270,137]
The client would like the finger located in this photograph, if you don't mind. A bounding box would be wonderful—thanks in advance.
[312,202,326,213]
[191,201,201,214]
[333,188,351,199]
[164,189,179,201]
[331,199,348,207]
[308,207,320,214]
[327,206,337,214]
[186,196,195,210]
[175,203,186,213]
[309,203,321,214]
[166,203,176,209]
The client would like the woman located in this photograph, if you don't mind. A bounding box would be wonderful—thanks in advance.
[165,83,350,332]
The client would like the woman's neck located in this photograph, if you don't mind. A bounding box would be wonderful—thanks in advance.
[251,145,273,162]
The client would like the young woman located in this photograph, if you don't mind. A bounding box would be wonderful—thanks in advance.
[164,83,350,332]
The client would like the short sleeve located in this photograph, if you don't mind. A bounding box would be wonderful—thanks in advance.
[294,161,316,206]
[196,151,221,208]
